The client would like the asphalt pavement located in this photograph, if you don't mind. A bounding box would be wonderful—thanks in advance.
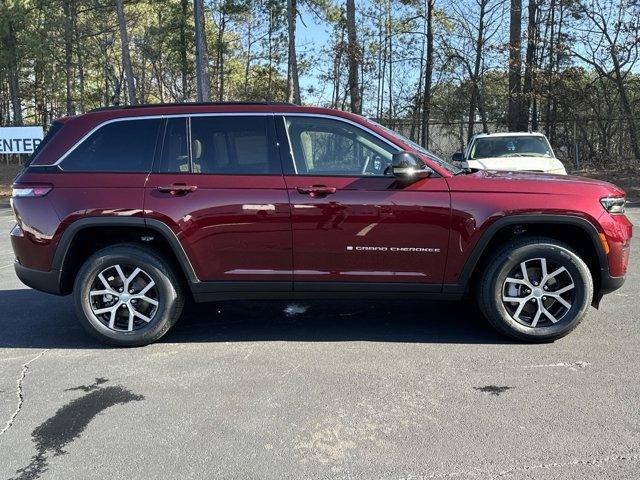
[0,205,638,479]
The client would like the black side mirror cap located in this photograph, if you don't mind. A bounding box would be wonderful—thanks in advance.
[390,151,433,180]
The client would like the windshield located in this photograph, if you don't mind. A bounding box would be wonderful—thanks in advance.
[470,136,553,160]
[367,120,463,174]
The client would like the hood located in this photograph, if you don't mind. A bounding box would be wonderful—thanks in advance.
[466,156,562,172]
[452,169,626,197]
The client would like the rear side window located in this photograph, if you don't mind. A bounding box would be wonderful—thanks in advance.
[159,115,279,175]
[61,119,162,172]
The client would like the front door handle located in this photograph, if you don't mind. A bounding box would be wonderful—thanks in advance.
[157,184,198,196]
[296,185,337,197]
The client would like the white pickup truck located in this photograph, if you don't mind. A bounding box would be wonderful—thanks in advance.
[452,132,567,174]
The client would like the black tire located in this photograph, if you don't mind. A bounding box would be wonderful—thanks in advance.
[477,236,593,342]
[73,244,184,346]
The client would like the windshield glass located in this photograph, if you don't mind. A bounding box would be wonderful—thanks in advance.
[470,136,553,159]
[367,120,463,174]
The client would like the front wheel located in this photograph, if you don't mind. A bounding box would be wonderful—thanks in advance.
[73,244,184,346]
[477,237,593,342]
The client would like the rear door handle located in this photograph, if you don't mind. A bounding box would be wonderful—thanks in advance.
[157,184,198,195]
[296,185,337,197]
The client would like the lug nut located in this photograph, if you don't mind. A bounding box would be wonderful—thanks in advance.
[542,296,547,301]
[543,285,548,290]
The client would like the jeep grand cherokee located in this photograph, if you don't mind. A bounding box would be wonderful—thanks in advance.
[10,102,632,346]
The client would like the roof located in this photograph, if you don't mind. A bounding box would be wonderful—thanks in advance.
[88,101,294,113]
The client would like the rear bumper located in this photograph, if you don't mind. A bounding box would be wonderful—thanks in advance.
[14,261,64,295]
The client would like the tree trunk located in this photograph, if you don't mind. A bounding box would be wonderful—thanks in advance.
[346,0,361,114]
[217,13,226,101]
[3,15,23,125]
[63,0,75,115]
[286,0,301,104]
[115,0,138,105]
[468,0,486,142]
[420,0,434,148]
[507,0,522,131]
[612,61,640,160]
[193,0,211,101]
[179,0,190,101]
[543,0,555,139]
[73,7,85,112]
[521,0,538,130]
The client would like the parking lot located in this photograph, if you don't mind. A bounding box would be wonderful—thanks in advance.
[0,205,638,480]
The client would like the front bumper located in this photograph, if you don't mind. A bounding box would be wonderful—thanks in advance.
[14,261,64,295]
[599,271,625,295]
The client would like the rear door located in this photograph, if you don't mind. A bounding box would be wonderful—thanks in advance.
[277,115,450,292]
[53,118,163,222]
[144,114,292,289]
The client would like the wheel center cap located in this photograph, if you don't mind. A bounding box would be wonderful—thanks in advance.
[120,293,131,303]
[532,288,543,299]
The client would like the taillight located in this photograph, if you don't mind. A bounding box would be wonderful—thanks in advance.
[11,185,52,198]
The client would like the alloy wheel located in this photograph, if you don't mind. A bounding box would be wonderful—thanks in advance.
[89,264,159,331]
[501,257,575,327]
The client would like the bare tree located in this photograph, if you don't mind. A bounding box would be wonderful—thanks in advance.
[286,0,301,104]
[569,0,640,160]
[346,0,361,113]
[114,0,137,105]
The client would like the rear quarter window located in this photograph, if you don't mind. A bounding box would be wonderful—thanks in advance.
[60,118,162,172]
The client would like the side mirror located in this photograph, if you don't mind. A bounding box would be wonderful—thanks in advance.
[390,151,433,180]
[451,151,464,163]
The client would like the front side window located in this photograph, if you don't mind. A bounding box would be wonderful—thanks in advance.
[158,116,278,175]
[284,116,394,176]
[61,119,162,172]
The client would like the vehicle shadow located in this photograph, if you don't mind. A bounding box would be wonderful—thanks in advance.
[0,289,512,349]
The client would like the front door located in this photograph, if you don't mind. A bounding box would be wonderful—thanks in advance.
[144,114,292,289]
[278,115,450,292]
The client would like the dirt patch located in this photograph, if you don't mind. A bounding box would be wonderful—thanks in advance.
[575,168,640,204]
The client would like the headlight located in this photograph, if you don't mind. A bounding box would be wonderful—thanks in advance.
[600,196,626,214]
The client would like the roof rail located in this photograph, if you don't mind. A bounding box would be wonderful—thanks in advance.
[88,101,296,113]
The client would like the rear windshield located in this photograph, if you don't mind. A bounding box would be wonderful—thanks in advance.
[470,136,553,159]
[24,121,64,166]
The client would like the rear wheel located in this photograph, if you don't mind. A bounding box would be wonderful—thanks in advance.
[73,244,184,346]
[477,237,593,342]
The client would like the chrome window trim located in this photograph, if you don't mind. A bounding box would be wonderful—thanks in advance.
[282,113,402,152]
[36,112,275,168]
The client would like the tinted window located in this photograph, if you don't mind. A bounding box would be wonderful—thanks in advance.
[183,116,278,174]
[158,118,190,173]
[284,116,394,176]
[61,119,162,172]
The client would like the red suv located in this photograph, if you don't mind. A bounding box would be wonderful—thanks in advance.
[10,103,632,346]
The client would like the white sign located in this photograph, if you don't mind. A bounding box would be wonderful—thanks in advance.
[0,126,44,155]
